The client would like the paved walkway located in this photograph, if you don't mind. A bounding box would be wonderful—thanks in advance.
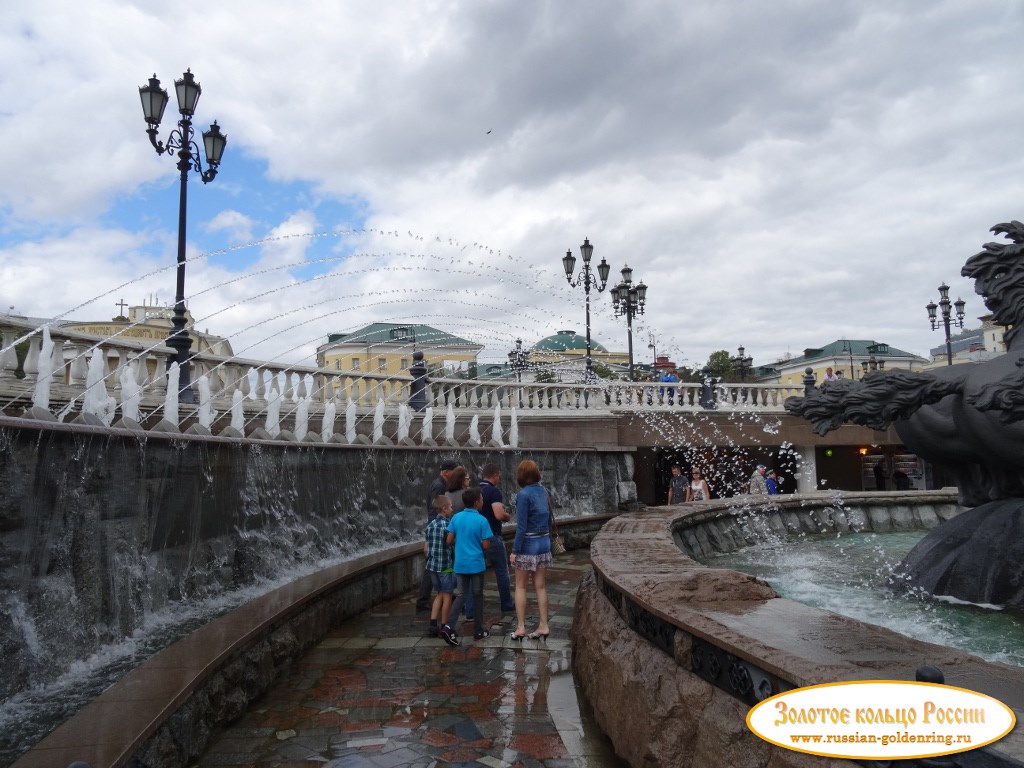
[192,549,624,768]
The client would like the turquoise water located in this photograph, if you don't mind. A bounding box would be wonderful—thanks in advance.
[705,531,1024,668]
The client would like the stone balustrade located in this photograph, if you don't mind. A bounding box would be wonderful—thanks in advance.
[2,315,805,438]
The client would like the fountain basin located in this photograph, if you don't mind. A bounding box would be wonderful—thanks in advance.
[572,492,1024,768]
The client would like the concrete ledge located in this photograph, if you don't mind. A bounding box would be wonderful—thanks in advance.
[573,492,1024,768]
[12,514,615,768]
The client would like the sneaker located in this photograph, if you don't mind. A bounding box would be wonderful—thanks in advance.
[473,630,490,641]
[439,625,460,647]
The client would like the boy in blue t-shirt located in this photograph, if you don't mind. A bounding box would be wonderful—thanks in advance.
[424,495,457,642]
[442,487,493,642]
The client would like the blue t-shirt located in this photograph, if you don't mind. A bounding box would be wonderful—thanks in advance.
[446,508,492,574]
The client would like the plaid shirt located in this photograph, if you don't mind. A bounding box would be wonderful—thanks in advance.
[424,515,453,573]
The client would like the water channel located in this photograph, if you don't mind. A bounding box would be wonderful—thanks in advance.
[704,531,1024,668]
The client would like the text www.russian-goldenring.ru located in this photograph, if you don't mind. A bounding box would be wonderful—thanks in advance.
[790,732,972,748]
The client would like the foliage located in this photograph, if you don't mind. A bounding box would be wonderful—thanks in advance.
[534,369,558,384]
[704,350,734,380]
[591,363,614,379]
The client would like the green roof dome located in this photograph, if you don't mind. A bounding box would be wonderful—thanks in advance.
[532,329,608,354]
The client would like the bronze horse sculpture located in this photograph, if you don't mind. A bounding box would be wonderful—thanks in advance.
[786,220,1024,611]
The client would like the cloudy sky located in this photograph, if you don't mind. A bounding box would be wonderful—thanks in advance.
[2,0,1023,373]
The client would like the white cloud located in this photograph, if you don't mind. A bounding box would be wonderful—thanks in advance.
[2,0,1024,371]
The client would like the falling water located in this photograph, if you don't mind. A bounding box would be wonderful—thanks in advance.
[163,362,180,427]
[30,326,54,412]
[118,360,143,424]
[345,400,357,444]
[373,398,386,442]
[445,404,456,443]
[82,348,116,426]
[421,406,434,443]
[321,400,336,441]
[197,375,216,430]
[397,403,411,442]
[491,403,503,447]
[294,396,310,441]
[264,385,282,437]
[230,389,245,432]
[469,414,481,445]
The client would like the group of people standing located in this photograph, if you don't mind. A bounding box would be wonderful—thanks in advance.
[746,463,781,495]
[417,458,555,646]
[666,462,784,503]
[667,464,710,504]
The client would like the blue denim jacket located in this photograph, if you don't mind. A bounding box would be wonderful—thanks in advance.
[512,483,551,555]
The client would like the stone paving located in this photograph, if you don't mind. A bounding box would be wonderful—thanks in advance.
[191,549,625,768]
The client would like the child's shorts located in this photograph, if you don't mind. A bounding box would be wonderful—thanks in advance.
[430,571,457,593]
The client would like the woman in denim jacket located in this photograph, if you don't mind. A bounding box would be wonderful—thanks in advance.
[509,459,552,640]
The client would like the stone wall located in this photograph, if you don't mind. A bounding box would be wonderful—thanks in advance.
[0,416,635,702]
[12,516,615,768]
[572,492,1024,768]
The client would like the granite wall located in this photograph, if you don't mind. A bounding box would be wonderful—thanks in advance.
[0,417,635,702]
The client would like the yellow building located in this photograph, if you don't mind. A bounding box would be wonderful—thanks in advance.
[757,339,928,387]
[316,323,483,378]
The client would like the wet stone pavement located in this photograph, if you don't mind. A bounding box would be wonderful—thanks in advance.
[192,549,625,768]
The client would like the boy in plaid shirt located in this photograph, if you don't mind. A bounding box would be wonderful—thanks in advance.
[425,495,457,644]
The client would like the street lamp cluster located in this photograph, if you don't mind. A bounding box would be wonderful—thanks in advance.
[730,345,753,381]
[507,338,530,381]
[926,283,966,366]
[610,264,647,381]
[138,69,227,402]
[560,239,648,381]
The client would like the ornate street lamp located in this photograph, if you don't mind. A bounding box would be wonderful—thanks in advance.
[926,282,966,366]
[611,265,646,380]
[508,337,530,382]
[730,345,753,381]
[562,238,611,381]
[139,70,227,402]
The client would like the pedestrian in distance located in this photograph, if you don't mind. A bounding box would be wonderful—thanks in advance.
[748,464,768,495]
[509,459,553,642]
[424,495,456,641]
[417,458,458,612]
[667,464,687,505]
[441,487,493,643]
[686,468,711,502]
[765,469,780,495]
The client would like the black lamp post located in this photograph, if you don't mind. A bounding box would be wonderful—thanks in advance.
[610,264,647,380]
[926,283,966,366]
[841,339,856,379]
[139,70,227,402]
[508,338,530,382]
[730,345,753,381]
[562,238,611,381]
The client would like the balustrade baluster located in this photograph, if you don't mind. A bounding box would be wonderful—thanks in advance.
[21,334,41,385]
[0,329,19,381]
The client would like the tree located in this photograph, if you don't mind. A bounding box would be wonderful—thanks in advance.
[704,350,733,381]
